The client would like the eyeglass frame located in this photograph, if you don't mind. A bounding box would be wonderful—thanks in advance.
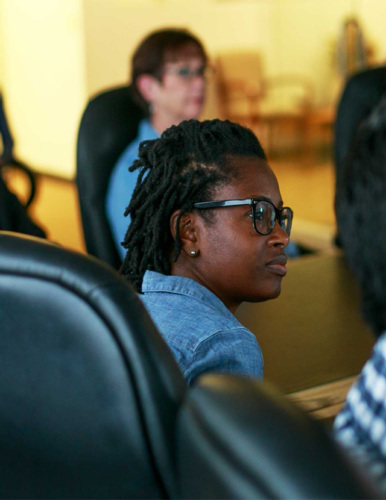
[162,64,214,80]
[193,198,293,236]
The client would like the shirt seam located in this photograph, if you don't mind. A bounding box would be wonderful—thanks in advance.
[185,327,256,372]
[142,287,234,319]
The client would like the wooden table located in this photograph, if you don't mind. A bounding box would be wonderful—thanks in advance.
[236,250,375,420]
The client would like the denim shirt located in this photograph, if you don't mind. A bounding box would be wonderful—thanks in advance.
[105,119,158,259]
[140,270,263,385]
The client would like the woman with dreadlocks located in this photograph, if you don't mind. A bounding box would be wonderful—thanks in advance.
[121,119,292,384]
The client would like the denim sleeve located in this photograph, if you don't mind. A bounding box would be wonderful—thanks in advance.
[105,141,140,259]
[185,328,263,385]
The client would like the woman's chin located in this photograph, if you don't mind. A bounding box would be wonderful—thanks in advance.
[185,103,204,119]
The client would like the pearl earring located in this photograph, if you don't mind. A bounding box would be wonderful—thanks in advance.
[190,250,197,256]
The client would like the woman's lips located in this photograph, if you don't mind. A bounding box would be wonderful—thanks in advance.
[265,255,287,276]
[191,96,204,106]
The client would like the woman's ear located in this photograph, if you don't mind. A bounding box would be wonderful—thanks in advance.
[136,74,160,104]
[170,210,200,256]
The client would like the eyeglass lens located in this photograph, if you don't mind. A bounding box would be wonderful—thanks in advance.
[177,66,205,78]
[254,201,292,236]
[165,65,212,79]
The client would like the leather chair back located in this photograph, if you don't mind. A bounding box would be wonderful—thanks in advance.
[0,231,185,499]
[76,86,144,268]
[177,374,379,499]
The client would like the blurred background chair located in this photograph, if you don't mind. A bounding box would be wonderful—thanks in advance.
[215,51,266,122]
[1,159,37,209]
[76,85,144,269]
[0,91,37,209]
[0,231,185,499]
[0,167,45,238]
[0,91,46,238]
[215,51,316,159]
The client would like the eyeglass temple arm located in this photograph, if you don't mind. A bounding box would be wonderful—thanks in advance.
[194,199,253,209]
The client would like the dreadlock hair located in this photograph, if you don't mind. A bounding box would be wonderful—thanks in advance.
[120,118,267,292]
[335,96,386,337]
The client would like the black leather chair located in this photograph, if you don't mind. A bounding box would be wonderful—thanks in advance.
[0,233,379,499]
[76,85,144,269]
[0,231,185,499]
[176,374,379,499]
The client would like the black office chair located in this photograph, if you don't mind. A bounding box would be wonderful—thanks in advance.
[0,91,38,210]
[0,234,378,499]
[176,374,379,499]
[1,159,37,209]
[0,231,185,499]
[0,89,45,236]
[76,85,144,269]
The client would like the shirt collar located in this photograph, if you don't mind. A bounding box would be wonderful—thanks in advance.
[139,119,159,140]
[142,270,236,320]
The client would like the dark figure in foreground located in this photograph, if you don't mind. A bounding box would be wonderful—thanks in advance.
[335,65,386,185]
[121,119,292,384]
[334,97,386,493]
[334,66,386,247]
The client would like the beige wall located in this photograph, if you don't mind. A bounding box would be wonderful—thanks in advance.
[0,0,86,178]
[83,0,386,104]
[1,0,386,178]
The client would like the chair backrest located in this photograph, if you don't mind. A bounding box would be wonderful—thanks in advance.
[176,374,379,499]
[1,159,37,209]
[76,85,144,269]
[0,173,45,238]
[0,231,186,499]
[215,51,265,120]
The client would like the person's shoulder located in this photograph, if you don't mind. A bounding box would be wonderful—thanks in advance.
[369,332,386,377]
[142,290,247,348]
[345,66,386,95]
[141,289,229,338]
[195,325,259,352]
[141,271,256,347]
[117,123,145,163]
[114,119,157,169]
[178,305,258,356]
[374,330,386,351]
[186,326,263,384]
[354,65,386,81]
[138,119,158,141]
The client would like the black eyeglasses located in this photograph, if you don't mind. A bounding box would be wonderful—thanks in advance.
[162,64,214,80]
[193,198,293,236]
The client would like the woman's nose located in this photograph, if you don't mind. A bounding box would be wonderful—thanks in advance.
[267,221,290,248]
